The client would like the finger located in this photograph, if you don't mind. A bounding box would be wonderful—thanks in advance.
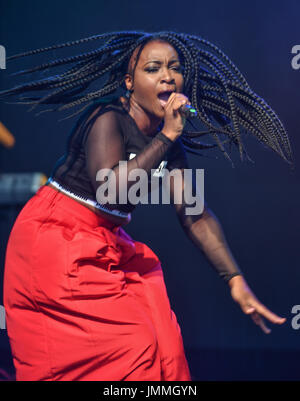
[167,93,189,109]
[176,94,190,105]
[173,97,189,112]
[244,306,256,314]
[250,311,271,334]
[164,92,177,110]
[250,301,286,325]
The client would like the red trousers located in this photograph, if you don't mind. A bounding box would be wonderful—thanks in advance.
[3,185,191,381]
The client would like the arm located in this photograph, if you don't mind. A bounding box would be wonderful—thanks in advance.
[167,166,286,333]
[168,166,242,283]
[180,204,243,283]
[84,110,175,212]
[85,92,193,212]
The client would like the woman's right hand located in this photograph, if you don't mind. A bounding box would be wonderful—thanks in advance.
[161,92,191,142]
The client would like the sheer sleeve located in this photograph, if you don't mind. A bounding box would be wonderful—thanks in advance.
[84,110,175,212]
[168,162,243,283]
[166,137,189,171]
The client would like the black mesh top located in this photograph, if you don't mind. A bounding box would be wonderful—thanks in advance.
[49,96,242,283]
[50,96,188,215]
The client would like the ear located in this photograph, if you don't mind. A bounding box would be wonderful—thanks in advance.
[124,73,134,91]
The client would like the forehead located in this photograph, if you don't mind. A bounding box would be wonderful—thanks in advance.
[138,41,179,63]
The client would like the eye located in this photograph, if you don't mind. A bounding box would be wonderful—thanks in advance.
[145,66,183,73]
[172,66,182,72]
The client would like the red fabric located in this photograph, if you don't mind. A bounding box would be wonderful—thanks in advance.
[3,185,191,381]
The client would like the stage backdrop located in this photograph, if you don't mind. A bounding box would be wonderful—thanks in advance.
[0,0,299,380]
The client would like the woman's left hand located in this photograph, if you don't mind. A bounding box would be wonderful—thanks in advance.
[228,275,286,334]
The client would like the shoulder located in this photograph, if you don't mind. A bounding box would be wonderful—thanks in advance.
[81,96,126,127]
[82,99,127,145]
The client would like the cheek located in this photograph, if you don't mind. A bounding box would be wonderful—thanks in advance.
[176,76,184,92]
[134,77,157,103]
[137,75,156,92]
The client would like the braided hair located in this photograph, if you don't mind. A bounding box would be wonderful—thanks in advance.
[0,30,293,167]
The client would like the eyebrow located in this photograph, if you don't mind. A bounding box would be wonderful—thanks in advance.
[143,59,180,66]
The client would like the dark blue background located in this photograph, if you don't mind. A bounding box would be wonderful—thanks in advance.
[0,0,299,380]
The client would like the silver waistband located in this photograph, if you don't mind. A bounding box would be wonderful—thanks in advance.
[46,178,131,219]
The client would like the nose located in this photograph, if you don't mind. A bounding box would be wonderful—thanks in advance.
[160,67,175,83]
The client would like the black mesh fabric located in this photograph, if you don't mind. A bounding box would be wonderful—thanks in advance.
[50,96,241,282]
[51,96,187,213]
[170,180,242,283]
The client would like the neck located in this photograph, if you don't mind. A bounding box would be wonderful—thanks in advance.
[119,96,162,137]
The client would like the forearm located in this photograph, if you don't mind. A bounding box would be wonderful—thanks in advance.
[96,131,174,207]
[179,206,242,283]
[117,131,173,177]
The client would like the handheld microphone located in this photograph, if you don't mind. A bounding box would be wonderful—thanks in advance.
[179,104,197,118]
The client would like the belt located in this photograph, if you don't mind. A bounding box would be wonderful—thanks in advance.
[46,177,131,219]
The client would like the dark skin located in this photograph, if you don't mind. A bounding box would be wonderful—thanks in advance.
[122,40,286,333]
[123,40,189,140]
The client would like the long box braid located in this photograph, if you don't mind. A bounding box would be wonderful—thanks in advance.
[0,30,293,167]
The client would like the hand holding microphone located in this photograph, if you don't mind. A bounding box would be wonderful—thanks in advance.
[161,92,196,141]
[179,103,197,118]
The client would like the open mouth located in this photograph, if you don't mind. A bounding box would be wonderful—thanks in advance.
[157,91,174,107]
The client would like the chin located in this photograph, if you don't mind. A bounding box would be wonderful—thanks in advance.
[154,103,165,118]
[154,110,165,121]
